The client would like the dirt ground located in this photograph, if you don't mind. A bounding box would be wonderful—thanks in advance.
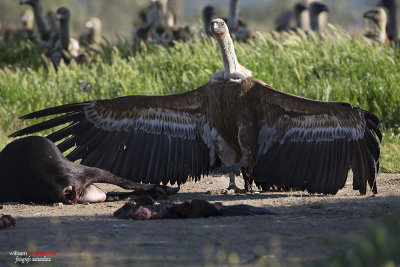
[1,172,400,266]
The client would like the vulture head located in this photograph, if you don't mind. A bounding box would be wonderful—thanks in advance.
[210,18,229,39]
[309,2,329,18]
[294,2,308,16]
[21,9,34,29]
[85,17,102,43]
[56,7,70,23]
[364,7,387,30]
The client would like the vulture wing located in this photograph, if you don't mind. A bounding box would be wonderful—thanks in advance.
[251,79,381,194]
[10,85,214,186]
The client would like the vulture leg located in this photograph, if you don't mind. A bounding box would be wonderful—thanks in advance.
[241,167,254,192]
[227,173,239,190]
[225,172,246,193]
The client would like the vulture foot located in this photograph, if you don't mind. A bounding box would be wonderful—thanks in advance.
[226,173,245,193]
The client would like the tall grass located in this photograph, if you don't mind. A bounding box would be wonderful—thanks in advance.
[0,28,400,170]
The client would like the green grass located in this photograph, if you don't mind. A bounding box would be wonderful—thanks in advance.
[327,213,400,267]
[0,27,400,172]
[381,132,400,173]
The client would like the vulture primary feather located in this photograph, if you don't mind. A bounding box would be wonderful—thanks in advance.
[10,19,381,195]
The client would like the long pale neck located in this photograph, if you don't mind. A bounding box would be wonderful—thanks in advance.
[297,10,310,31]
[59,21,70,50]
[217,34,239,76]
[156,1,169,27]
[228,0,239,29]
[32,3,48,39]
[376,22,387,43]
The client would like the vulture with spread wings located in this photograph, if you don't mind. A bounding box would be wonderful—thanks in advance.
[10,19,381,195]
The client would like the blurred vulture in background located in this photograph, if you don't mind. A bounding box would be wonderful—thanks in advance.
[19,0,58,47]
[227,0,251,41]
[10,19,381,196]
[135,0,192,45]
[309,2,329,36]
[364,7,388,44]
[203,5,216,36]
[377,0,398,44]
[79,17,102,48]
[46,7,84,70]
[2,9,35,44]
[201,1,250,42]
[275,0,328,34]
[275,1,310,33]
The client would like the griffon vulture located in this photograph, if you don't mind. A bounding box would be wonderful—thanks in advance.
[10,19,381,195]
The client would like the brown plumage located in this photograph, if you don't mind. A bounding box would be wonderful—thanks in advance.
[10,19,381,195]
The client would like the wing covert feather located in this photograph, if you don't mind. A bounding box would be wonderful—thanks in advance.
[9,87,213,185]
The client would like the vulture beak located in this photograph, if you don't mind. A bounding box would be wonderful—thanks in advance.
[211,22,219,32]
[56,14,62,20]
[19,0,28,5]
[85,21,94,29]
[21,14,29,22]
[363,10,375,19]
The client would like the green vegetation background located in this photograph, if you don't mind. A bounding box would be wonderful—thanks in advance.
[1,29,399,172]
